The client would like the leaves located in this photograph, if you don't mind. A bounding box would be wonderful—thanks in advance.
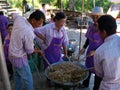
[8,0,113,13]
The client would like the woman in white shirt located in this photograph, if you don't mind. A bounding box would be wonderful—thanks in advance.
[35,12,69,68]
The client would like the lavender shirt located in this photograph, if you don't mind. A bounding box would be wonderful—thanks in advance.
[34,23,69,50]
[9,14,35,68]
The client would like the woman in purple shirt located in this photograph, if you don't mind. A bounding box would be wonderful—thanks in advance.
[0,11,9,43]
[80,6,103,89]
[4,23,13,80]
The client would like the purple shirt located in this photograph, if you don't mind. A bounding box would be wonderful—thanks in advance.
[0,15,9,41]
[85,23,102,69]
[4,34,10,64]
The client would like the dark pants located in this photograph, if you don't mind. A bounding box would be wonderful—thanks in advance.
[83,72,102,90]
[93,75,102,90]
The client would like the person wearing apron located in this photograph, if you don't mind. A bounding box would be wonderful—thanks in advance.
[79,6,104,90]
[35,12,69,69]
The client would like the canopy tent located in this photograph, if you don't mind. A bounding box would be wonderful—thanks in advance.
[109,0,120,3]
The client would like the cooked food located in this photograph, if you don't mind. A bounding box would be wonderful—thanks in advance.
[48,62,85,83]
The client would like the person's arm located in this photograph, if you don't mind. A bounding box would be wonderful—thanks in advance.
[83,38,89,49]
[62,29,69,58]
[79,38,89,55]
[63,45,68,58]
[34,27,46,43]
[94,51,103,77]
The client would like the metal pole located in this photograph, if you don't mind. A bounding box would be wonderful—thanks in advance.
[78,0,84,60]
[0,34,11,90]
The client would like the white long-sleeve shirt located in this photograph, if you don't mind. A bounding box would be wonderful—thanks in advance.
[94,34,120,90]
[9,13,35,67]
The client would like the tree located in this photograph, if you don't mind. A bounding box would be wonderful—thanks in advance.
[68,0,75,11]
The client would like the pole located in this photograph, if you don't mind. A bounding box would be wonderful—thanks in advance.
[60,0,63,11]
[78,0,84,60]
[0,34,11,90]
[86,0,89,13]
[32,0,34,11]
[6,0,8,16]
[93,0,95,8]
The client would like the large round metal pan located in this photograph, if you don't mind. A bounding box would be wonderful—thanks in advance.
[45,61,89,87]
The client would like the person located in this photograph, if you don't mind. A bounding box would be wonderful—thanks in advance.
[40,4,46,17]
[79,6,103,89]
[35,12,69,69]
[9,10,45,90]
[4,23,13,80]
[40,3,47,26]
[94,15,120,90]
[48,13,55,23]
[0,11,9,43]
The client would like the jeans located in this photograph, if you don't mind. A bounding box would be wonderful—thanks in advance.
[13,62,33,90]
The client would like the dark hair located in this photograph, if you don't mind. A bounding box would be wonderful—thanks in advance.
[42,4,45,7]
[54,12,66,21]
[8,23,13,27]
[97,15,117,36]
[29,10,45,21]
[0,11,4,15]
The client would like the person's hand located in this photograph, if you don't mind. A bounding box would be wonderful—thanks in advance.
[93,40,99,43]
[79,48,86,55]
[38,50,44,57]
[63,54,68,59]
[89,51,95,56]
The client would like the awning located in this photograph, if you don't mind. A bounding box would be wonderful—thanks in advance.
[109,0,120,3]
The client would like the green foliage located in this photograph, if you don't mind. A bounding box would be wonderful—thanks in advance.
[8,0,113,13]
[9,0,22,10]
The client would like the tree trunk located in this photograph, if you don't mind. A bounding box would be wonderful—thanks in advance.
[68,0,75,11]
[57,0,62,10]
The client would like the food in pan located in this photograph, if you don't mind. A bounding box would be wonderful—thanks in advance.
[48,62,85,83]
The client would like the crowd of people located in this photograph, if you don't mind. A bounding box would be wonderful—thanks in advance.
[0,4,120,90]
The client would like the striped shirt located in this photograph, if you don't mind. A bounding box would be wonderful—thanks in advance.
[94,34,120,90]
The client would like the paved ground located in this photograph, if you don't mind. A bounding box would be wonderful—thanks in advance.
[0,27,95,90]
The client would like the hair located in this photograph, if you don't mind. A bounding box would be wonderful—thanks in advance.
[97,15,117,36]
[29,10,45,21]
[8,23,13,27]
[42,4,45,7]
[0,11,4,15]
[51,13,55,18]
[7,23,13,29]
[54,12,66,21]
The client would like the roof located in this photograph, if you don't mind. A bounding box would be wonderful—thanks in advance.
[107,4,120,18]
